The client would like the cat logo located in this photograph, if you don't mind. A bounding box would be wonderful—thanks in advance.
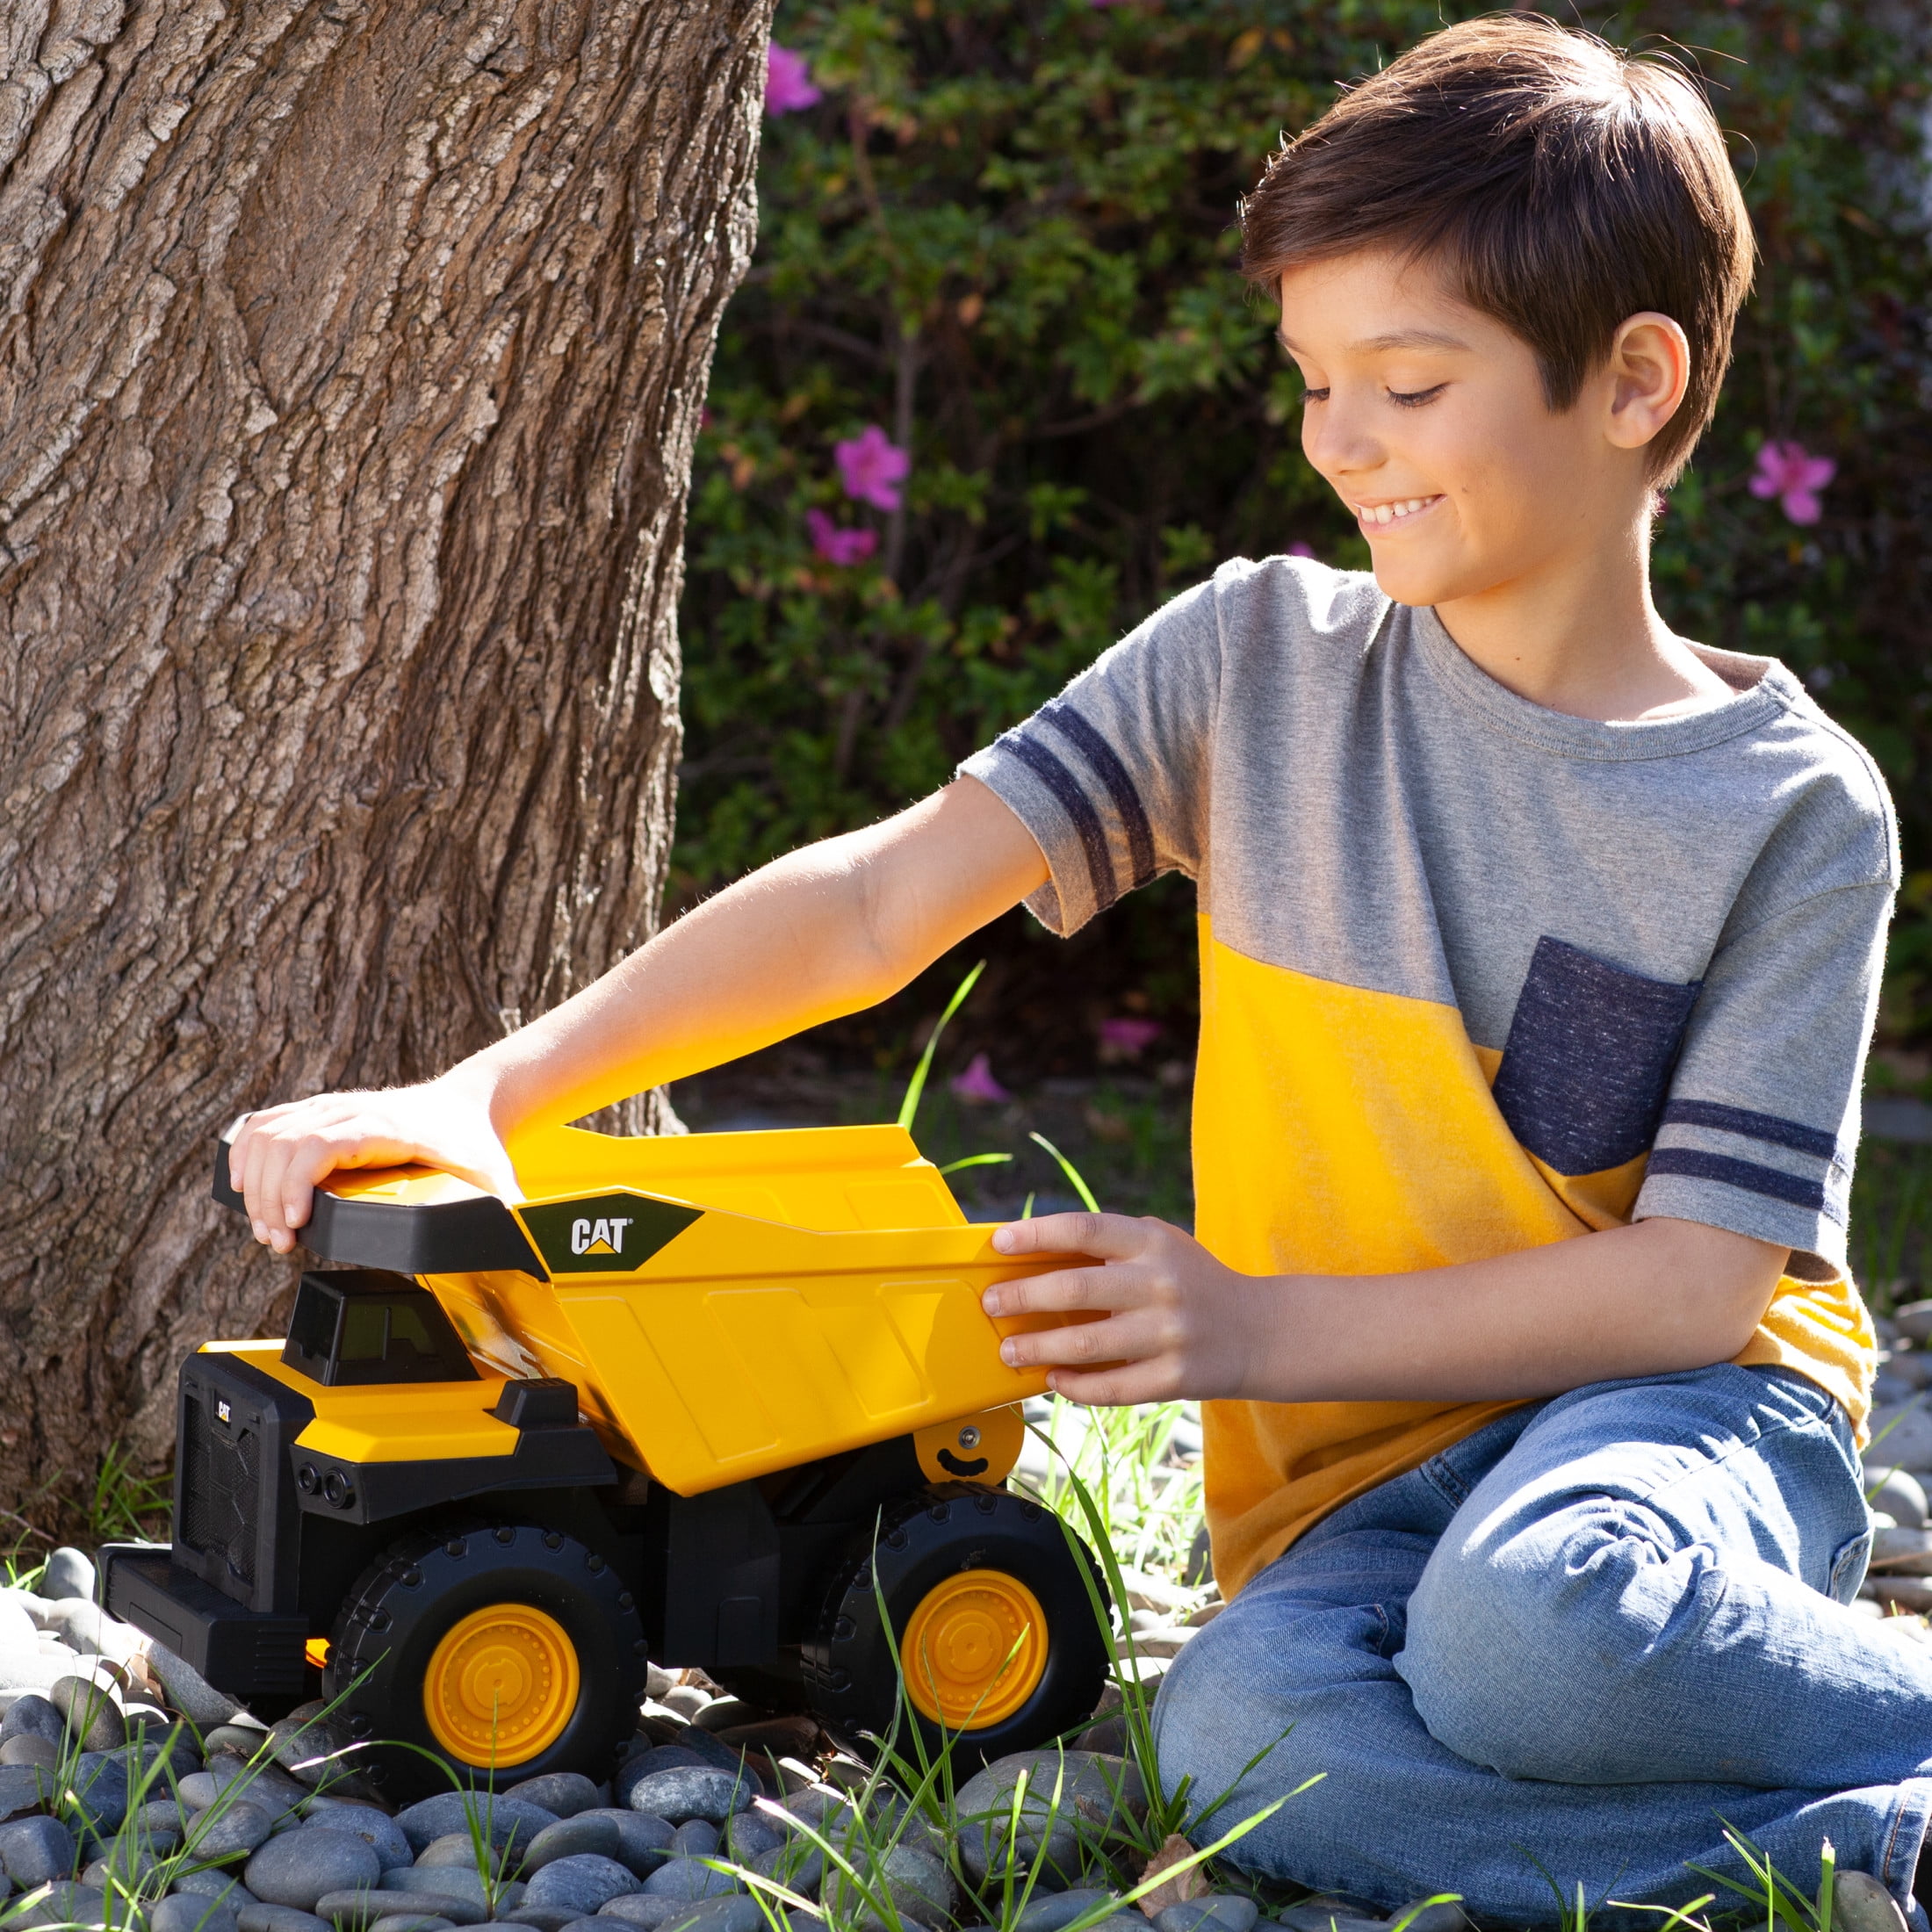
[216,1399,232,1424]
[571,1216,632,1257]
[516,1189,703,1277]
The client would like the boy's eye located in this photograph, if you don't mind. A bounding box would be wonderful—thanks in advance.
[1302,386,1330,404]
[1388,384,1447,407]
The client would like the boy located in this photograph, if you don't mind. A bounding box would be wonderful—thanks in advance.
[231,16,1911,1921]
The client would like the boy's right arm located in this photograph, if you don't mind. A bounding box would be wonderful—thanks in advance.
[228,777,1049,1251]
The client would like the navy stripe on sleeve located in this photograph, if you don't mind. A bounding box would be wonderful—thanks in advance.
[1038,701,1157,890]
[1645,1147,1842,1222]
[998,731,1120,912]
[1658,1099,1840,1163]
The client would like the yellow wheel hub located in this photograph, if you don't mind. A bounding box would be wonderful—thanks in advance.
[423,1602,580,1767]
[901,1568,1049,1730]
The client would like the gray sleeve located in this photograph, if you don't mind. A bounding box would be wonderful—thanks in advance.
[1633,879,1893,1272]
[957,573,1223,935]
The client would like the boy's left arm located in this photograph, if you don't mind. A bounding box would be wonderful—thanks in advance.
[982,1211,1786,1406]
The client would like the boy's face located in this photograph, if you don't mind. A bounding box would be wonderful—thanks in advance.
[1276,249,1644,609]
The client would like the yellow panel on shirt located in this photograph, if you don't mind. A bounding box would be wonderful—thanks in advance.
[1194,920,1875,1600]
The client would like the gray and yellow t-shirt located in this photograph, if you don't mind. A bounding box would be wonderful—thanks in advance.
[961,555,1898,1595]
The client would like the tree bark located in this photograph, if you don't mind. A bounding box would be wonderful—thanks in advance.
[0,0,770,1512]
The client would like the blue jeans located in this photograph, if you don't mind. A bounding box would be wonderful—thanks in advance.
[1152,1366,1932,1925]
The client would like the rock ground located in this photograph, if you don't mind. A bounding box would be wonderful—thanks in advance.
[0,1532,1915,1931]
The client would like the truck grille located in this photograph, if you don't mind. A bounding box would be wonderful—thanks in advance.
[179,1389,260,1588]
[170,1351,313,1615]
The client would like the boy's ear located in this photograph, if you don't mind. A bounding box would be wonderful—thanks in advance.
[1604,311,1691,452]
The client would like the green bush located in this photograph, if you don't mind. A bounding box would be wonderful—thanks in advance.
[679,0,1932,1071]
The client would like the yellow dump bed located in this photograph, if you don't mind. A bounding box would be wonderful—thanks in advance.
[314,1122,1084,1496]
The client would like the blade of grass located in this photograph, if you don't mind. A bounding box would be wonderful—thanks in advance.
[939,1153,1013,1176]
[898,961,986,1134]
[1028,1132,1099,1214]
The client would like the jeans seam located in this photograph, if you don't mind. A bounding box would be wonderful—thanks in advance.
[1421,1454,1474,1510]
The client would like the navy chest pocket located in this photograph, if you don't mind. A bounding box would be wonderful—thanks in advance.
[1491,936,1702,1177]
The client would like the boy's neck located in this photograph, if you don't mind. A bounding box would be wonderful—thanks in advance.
[1431,515,1735,724]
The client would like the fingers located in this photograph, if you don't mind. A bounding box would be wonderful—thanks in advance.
[232,1097,412,1252]
[982,1263,1136,1321]
[997,1303,1173,1374]
[991,1210,1145,1260]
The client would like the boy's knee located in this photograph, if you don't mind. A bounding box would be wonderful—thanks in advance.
[1398,1497,1697,1780]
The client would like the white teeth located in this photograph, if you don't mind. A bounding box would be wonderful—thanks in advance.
[1358,495,1435,525]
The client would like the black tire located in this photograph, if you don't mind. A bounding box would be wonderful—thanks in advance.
[326,1519,648,1801]
[803,1485,1108,1767]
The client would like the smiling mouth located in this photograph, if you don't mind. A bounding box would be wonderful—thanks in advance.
[1352,494,1443,528]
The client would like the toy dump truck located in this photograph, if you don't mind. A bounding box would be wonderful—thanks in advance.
[104,1123,1110,1796]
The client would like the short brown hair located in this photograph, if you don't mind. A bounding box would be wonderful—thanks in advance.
[1241,15,1754,479]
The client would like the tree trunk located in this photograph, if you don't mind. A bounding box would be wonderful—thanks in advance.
[0,0,770,1515]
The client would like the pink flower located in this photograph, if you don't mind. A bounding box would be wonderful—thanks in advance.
[806,508,876,566]
[835,425,911,511]
[949,1053,1009,1103]
[1287,541,1316,558]
[765,44,821,115]
[1748,441,1835,526]
[1097,1017,1161,1062]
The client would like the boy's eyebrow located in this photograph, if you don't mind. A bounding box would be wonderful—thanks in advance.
[1275,327,1474,354]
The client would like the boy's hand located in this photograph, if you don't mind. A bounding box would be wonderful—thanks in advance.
[227,1077,516,1255]
[982,1213,1257,1406]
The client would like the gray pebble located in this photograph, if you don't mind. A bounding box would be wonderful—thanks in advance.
[641,1859,739,1903]
[205,1726,274,1760]
[154,1896,242,1932]
[300,1807,414,1872]
[1275,1911,1388,1932]
[313,1891,485,1930]
[239,1909,335,1932]
[0,1694,64,1748]
[148,1645,242,1730]
[514,1912,594,1932]
[1019,1891,1120,1932]
[1391,1906,1466,1932]
[597,1903,680,1931]
[386,1869,519,1914]
[246,1827,382,1909]
[505,1775,603,1820]
[1158,1902,1260,1932]
[614,1754,706,1810]
[394,1794,559,1856]
[722,1813,781,1862]
[0,1814,77,1886]
[954,1752,1148,1885]
[624,1771,751,1827]
[42,1549,97,1604]
[1867,1467,1930,1532]
[523,1816,624,1871]
[574,1811,674,1879]
[1833,1872,1909,1932]
[65,1754,131,1832]
[0,1762,56,1822]
[186,1799,277,1862]
[368,1918,457,1932]
[823,1840,955,1931]
[12,1880,109,1928]
[414,1834,498,1871]
[748,1839,823,1900]
[668,1821,717,1861]
[1074,1715,1129,1756]
[173,1870,257,1907]
[0,1735,58,1770]
[654,1901,769,1932]
[524,1854,645,1914]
